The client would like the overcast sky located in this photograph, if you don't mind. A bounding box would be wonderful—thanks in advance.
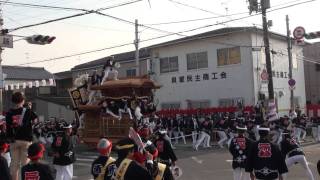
[1,0,320,73]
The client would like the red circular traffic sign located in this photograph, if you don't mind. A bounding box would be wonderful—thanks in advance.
[293,26,305,39]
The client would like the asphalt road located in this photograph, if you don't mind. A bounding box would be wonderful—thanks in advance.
[69,142,320,180]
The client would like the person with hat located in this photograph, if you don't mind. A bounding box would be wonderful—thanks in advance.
[229,125,252,180]
[6,92,38,180]
[51,124,76,180]
[0,140,11,180]
[21,142,55,180]
[227,117,239,147]
[216,116,229,149]
[294,114,307,143]
[0,115,11,167]
[109,138,152,180]
[154,130,177,167]
[317,160,320,176]
[144,140,174,180]
[91,138,115,180]
[280,130,314,180]
[194,117,212,151]
[311,116,320,142]
[245,125,288,180]
[245,117,256,141]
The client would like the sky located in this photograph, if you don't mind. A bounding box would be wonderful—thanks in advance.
[1,0,320,73]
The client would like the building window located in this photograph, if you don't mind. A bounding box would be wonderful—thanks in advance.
[187,100,210,109]
[219,97,244,107]
[186,52,208,70]
[161,102,180,109]
[316,64,320,71]
[160,56,179,73]
[126,69,136,77]
[217,47,241,66]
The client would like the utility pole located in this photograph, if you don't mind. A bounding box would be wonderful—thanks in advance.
[134,19,139,76]
[0,5,3,113]
[261,0,274,100]
[286,15,294,110]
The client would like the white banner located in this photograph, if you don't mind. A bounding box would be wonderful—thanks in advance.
[4,78,56,91]
[28,81,33,88]
[35,80,40,87]
[49,78,54,86]
[41,79,46,86]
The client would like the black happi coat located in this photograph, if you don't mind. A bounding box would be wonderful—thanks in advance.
[51,133,76,166]
[106,158,152,180]
[21,163,55,180]
[245,139,288,179]
[154,136,177,163]
[280,137,304,158]
[229,135,252,169]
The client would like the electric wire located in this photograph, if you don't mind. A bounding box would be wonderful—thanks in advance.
[12,0,318,66]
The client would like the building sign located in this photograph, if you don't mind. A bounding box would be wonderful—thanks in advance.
[171,72,227,84]
[0,35,13,48]
[272,71,289,79]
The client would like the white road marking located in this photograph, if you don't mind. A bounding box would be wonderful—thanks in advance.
[191,156,203,164]
[74,162,91,167]
[76,157,95,162]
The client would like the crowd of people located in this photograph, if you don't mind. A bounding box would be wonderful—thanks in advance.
[1,91,320,180]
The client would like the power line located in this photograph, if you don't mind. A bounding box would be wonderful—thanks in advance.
[146,0,316,26]
[168,0,222,16]
[94,11,186,37]
[144,11,248,26]
[13,0,317,66]
[7,0,144,32]
[17,42,134,66]
[15,27,257,66]
[0,1,88,12]
[145,0,317,40]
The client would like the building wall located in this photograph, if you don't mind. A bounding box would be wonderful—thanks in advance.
[35,99,75,122]
[303,42,320,104]
[251,33,306,114]
[151,32,255,109]
[150,31,306,114]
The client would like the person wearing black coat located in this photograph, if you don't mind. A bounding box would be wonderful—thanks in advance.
[21,143,55,180]
[51,124,76,180]
[0,140,11,180]
[229,125,252,180]
[245,126,288,180]
[106,138,153,180]
[280,131,314,180]
[154,131,178,167]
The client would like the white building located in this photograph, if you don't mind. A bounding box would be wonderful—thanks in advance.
[149,27,306,114]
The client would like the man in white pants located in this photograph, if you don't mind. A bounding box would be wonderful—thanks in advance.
[216,117,228,148]
[311,117,320,142]
[189,116,199,146]
[173,116,186,145]
[280,130,315,180]
[229,125,252,180]
[194,118,212,151]
[52,124,76,180]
